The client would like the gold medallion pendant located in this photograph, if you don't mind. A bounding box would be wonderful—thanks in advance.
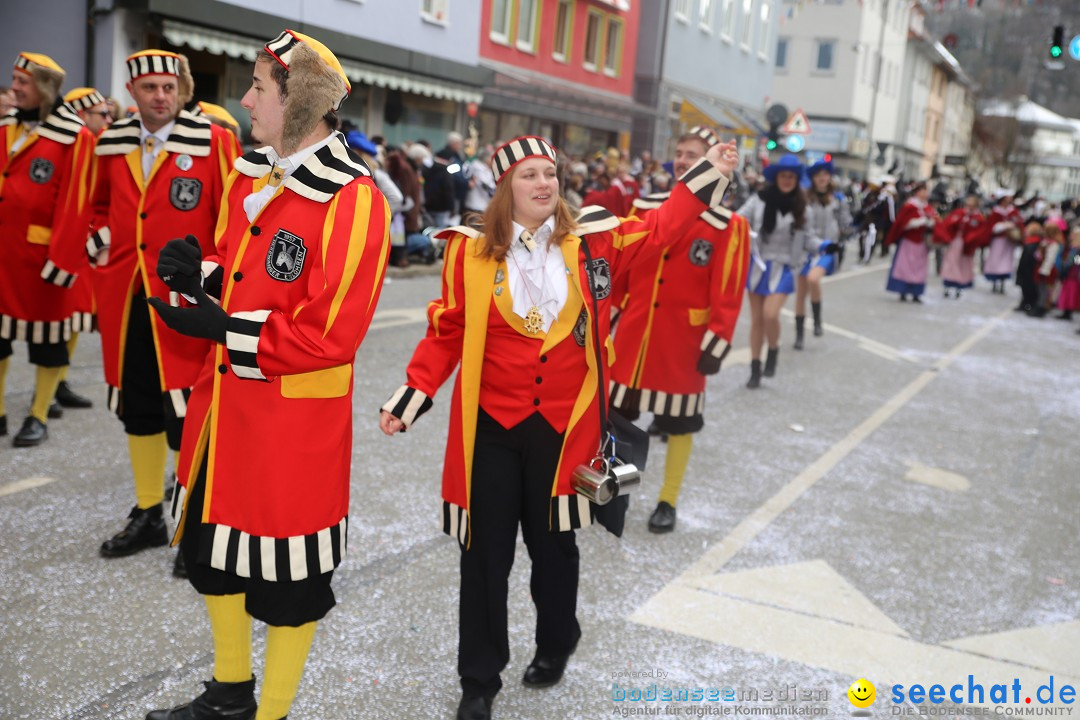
[524,306,544,334]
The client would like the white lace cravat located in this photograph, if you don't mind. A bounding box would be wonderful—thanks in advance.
[507,222,566,333]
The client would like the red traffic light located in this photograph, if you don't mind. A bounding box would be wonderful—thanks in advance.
[824,153,833,162]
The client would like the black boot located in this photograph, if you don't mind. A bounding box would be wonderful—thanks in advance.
[763,348,779,377]
[0,415,6,437]
[456,695,493,720]
[56,380,93,408]
[101,505,168,557]
[13,416,48,447]
[647,501,677,533]
[811,301,823,336]
[747,360,762,389]
[1056,310,1073,321]
[522,630,580,688]
[793,316,805,350]
[173,551,188,579]
[145,677,257,720]
[899,293,908,302]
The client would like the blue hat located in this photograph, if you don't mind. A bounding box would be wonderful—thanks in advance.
[763,154,805,184]
[345,130,379,157]
[807,159,834,177]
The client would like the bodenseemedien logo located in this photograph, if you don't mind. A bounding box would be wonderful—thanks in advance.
[849,679,877,716]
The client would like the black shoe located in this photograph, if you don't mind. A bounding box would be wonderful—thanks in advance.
[746,360,762,389]
[522,632,580,689]
[13,416,48,447]
[47,402,63,419]
[173,551,188,579]
[763,348,778,378]
[1026,307,1046,318]
[793,316,805,351]
[0,415,6,437]
[164,472,177,502]
[56,380,93,408]
[1056,311,1072,321]
[456,695,493,720]
[101,505,168,557]
[1014,304,1030,312]
[648,501,676,534]
[912,295,923,304]
[812,301,823,336]
[899,294,908,302]
[146,677,257,720]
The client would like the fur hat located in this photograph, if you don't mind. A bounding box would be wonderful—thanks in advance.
[264,30,351,154]
[14,52,65,118]
[125,50,194,106]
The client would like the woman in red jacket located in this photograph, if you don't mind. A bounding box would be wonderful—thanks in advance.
[380,135,736,720]
[884,182,940,302]
[937,192,985,299]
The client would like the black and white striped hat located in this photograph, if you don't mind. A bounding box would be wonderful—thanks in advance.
[125,50,181,81]
[688,125,721,148]
[14,52,64,77]
[492,136,558,184]
[64,87,106,111]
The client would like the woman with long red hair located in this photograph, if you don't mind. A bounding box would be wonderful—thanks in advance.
[379,135,737,720]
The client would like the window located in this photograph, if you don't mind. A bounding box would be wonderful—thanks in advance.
[584,10,603,70]
[517,0,539,52]
[490,0,511,43]
[421,0,448,25]
[553,0,573,61]
[674,0,691,22]
[775,36,788,69]
[741,0,755,50]
[720,0,736,40]
[700,0,715,33]
[603,16,623,76]
[815,39,835,72]
[758,1,770,59]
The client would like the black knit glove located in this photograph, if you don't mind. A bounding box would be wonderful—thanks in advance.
[147,284,227,343]
[157,235,203,296]
[697,351,723,376]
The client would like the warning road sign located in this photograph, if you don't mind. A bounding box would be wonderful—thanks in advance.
[782,108,811,135]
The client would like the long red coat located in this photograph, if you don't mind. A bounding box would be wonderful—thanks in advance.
[610,200,750,414]
[381,159,730,545]
[170,136,390,582]
[89,110,239,414]
[0,103,95,342]
[884,199,939,247]
[935,207,985,254]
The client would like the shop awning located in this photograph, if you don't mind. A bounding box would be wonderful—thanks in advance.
[678,99,761,137]
[162,19,484,104]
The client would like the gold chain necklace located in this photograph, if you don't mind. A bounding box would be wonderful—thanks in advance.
[507,238,547,334]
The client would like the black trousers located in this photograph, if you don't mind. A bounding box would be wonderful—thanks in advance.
[120,292,184,450]
[181,450,336,627]
[458,409,581,699]
[0,338,69,367]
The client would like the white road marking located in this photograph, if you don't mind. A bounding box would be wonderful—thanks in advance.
[943,621,1080,674]
[0,476,57,498]
[903,460,970,492]
[821,262,889,284]
[780,307,918,364]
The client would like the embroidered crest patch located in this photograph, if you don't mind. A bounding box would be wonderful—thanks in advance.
[573,309,588,347]
[266,229,307,282]
[169,177,202,211]
[29,158,54,184]
[689,238,714,267]
[586,258,611,300]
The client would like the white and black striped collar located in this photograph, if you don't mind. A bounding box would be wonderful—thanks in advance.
[574,205,621,235]
[234,132,372,204]
[631,191,733,230]
[95,109,212,157]
[0,102,85,146]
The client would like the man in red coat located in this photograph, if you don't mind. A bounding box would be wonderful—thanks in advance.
[610,126,751,532]
[90,50,240,562]
[146,30,390,720]
[0,52,95,446]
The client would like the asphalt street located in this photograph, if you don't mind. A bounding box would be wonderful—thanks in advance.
[1,255,1078,720]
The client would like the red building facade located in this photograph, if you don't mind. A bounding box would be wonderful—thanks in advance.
[477,0,644,157]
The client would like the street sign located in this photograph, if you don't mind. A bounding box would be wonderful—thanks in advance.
[785,135,805,152]
[1070,35,1080,61]
[943,155,966,166]
[782,108,811,135]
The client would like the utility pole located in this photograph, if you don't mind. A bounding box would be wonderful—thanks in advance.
[865,0,889,178]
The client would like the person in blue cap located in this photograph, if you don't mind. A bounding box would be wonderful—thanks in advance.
[737,154,838,388]
[793,159,852,349]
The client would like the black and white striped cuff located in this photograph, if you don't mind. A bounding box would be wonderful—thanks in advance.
[40,259,76,288]
[202,261,224,299]
[225,310,271,381]
[680,159,730,208]
[700,330,731,360]
[381,384,433,429]
[86,227,110,266]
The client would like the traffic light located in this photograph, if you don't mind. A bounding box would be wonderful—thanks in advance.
[766,127,780,151]
[1051,25,1065,59]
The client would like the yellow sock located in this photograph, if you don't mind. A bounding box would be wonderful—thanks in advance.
[58,334,79,382]
[657,433,693,507]
[129,432,168,509]
[256,621,318,720]
[204,594,253,683]
[0,356,9,417]
[30,366,63,423]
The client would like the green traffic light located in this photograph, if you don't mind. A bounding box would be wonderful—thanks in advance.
[1051,45,1063,58]
[766,140,777,150]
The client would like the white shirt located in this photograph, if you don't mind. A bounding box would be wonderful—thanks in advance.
[505,216,568,334]
[10,121,39,153]
[140,121,175,181]
[243,132,337,222]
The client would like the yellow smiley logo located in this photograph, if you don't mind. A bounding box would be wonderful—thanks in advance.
[848,679,876,709]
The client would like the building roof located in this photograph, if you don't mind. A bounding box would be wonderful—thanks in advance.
[980,98,1077,131]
